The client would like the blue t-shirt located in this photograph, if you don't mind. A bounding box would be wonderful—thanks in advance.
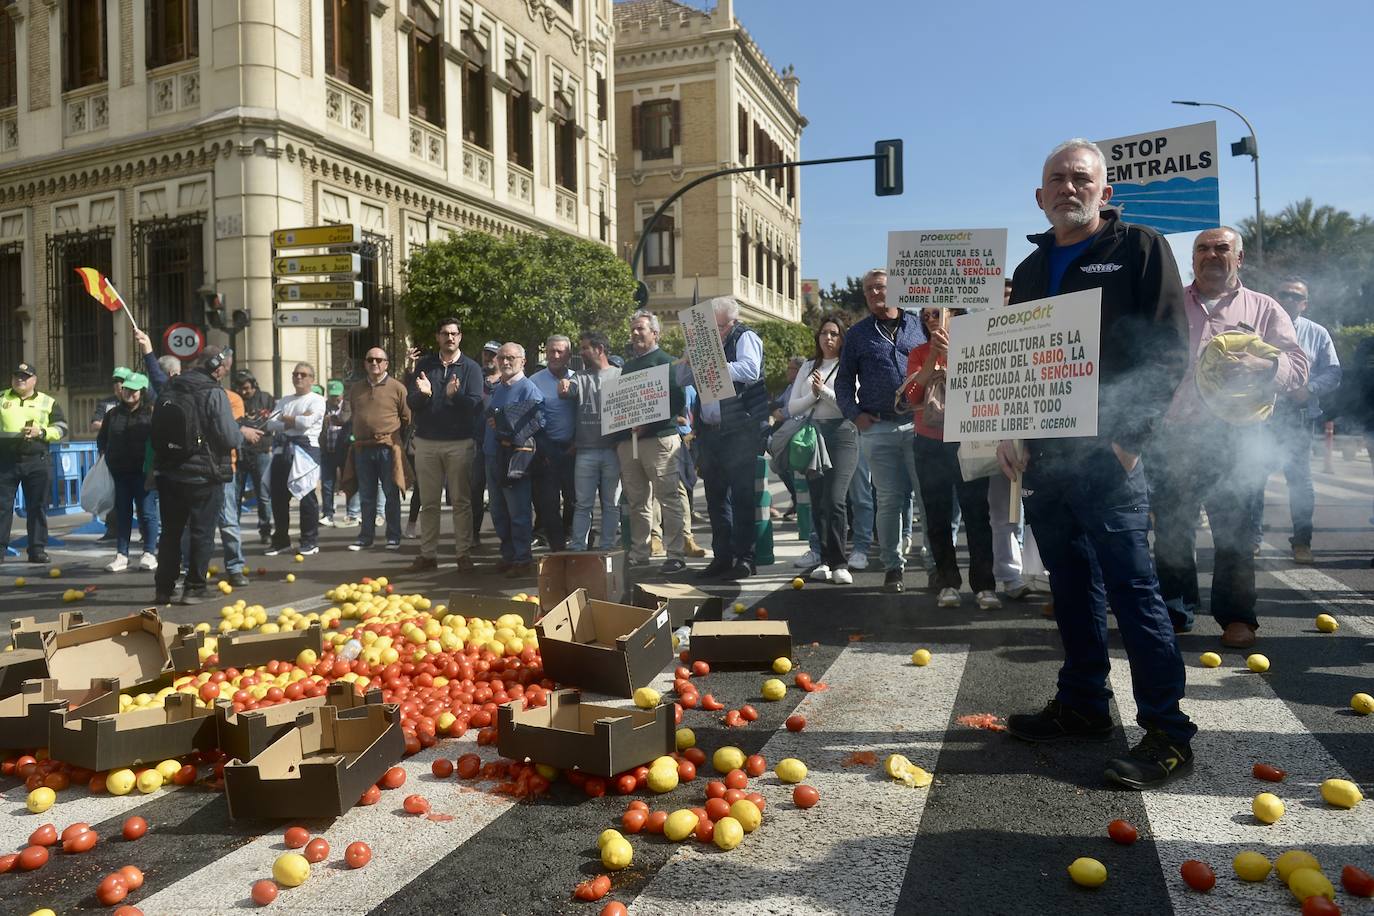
[1047,237,1092,295]
[528,367,576,443]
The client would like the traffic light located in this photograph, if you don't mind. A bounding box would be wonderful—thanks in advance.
[874,139,903,196]
[1230,136,1258,159]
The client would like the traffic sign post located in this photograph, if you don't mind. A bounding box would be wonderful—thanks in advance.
[271,225,362,248]
[162,322,205,360]
[271,224,365,393]
[273,253,363,276]
[273,308,370,329]
[272,281,364,303]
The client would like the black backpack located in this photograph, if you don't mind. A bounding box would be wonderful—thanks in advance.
[151,380,209,469]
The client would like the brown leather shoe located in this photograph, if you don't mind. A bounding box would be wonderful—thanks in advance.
[504,562,536,579]
[683,535,707,558]
[1041,599,1055,619]
[454,555,474,571]
[407,555,438,572]
[1292,545,1314,564]
[1221,622,1258,649]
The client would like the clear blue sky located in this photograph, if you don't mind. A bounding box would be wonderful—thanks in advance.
[712,0,1374,290]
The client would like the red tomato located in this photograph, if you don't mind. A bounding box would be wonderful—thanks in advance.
[304,838,330,863]
[122,816,148,840]
[43,771,70,791]
[379,766,407,789]
[1343,864,1374,897]
[692,661,711,677]
[745,755,767,777]
[632,766,650,788]
[724,769,749,790]
[0,853,18,873]
[63,829,98,854]
[722,710,743,728]
[403,794,431,815]
[673,703,683,725]
[694,816,715,842]
[18,845,49,870]
[645,810,668,834]
[432,758,454,779]
[785,714,807,732]
[755,607,768,620]
[614,773,638,795]
[1301,897,1341,916]
[746,792,766,812]
[627,799,650,812]
[674,666,692,680]
[700,694,725,711]
[89,773,108,794]
[251,879,279,906]
[705,780,727,799]
[793,784,820,808]
[574,875,612,901]
[456,754,482,779]
[723,788,746,804]
[119,865,145,890]
[284,826,311,848]
[97,873,129,906]
[601,903,629,916]
[679,691,699,709]
[584,777,608,798]
[677,759,696,782]
[1252,763,1286,782]
[29,823,58,847]
[1107,819,1139,845]
[1180,859,1215,892]
[739,705,760,722]
[705,797,731,821]
[172,764,198,786]
[622,808,648,834]
[345,841,372,869]
[683,747,706,767]
[794,673,813,690]
[15,755,38,777]
[112,908,145,916]
[358,784,382,806]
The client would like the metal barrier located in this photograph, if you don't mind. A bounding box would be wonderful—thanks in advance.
[14,441,101,518]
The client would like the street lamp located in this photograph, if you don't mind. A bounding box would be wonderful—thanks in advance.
[1173,99,1262,263]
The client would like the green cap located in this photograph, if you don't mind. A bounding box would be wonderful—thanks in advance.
[327,379,345,396]
[311,384,324,395]
[121,372,149,391]
[112,367,133,382]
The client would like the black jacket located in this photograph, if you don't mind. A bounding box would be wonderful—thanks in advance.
[96,400,153,474]
[1010,210,1188,456]
[407,352,485,441]
[154,369,245,485]
[239,389,276,453]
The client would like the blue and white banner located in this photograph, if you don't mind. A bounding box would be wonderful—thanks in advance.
[1098,121,1220,235]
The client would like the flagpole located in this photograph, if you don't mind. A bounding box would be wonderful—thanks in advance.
[108,281,141,334]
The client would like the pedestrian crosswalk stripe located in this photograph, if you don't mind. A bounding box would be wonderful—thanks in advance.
[1261,549,1374,637]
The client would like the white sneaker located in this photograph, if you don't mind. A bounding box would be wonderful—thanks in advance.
[999,579,1031,600]
[318,516,335,527]
[976,590,1002,610]
[138,552,158,571]
[809,564,832,582]
[793,549,820,569]
[105,554,128,572]
[299,545,320,556]
[848,550,869,570]
[937,587,961,608]
[342,516,360,527]
[831,567,853,584]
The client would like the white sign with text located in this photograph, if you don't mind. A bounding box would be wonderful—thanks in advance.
[887,228,1008,310]
[600,362,671,436]
[679,302,733,405]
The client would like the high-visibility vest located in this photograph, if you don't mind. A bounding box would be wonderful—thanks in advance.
[0,389,63,443]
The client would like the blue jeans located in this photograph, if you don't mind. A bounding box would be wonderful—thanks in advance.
[572,447,621,551]
[355,446,401,544]
[697,425,759,566]
[487,458,533,564]
[848,449,875,555]
[112,469,158,557]
[860,420,921,572]
[1263,412,1315,547]
[1025,443,1196,745]
[236,451,273,537]
[219,479,245,573]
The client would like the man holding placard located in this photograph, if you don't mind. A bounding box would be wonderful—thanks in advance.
[996,138,1195,790]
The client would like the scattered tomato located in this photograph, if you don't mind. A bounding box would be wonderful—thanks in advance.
[119,865,145,890]
[304,838,330,863]
[645,810,668,834]
[122,816,148,841]
[705,780,727,799]
[403,794,431,815]
[755,607,768,620]
[1301,897,1341,916]
[97,872,129,906]
[0,853,18,873]
[1180,859,1216,892]
[1343,864,1374,897]
[627,799,649,812]
[358,784,383,806]
[694,816,715,843]
[793,784,820,808]
[745,755,767,777]
[251,878,279,906]
[614,773,637,795]
[692,661,711,677]
[724,769,749,790]
[63,828,98,854]
[18,844,49,871]
[380,766,407,789]
[345,841,372,869]
[739,705,759,722]
[29,823,58,847]
[172,764,198,786]
[722,710,743,727]
[622,808,648,834]
[1252,763,1286,782]
[456,754,481,779]
[701,694,725,711]
[431,758,454,779]
[746,792,766,812]
[284,826,310,849]
[683,747,706,767]
[786,714,807,732]
[677,759,697,782]
[705,797,731,822]
[1107,819,1138,845]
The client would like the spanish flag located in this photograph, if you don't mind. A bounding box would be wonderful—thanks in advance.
[74,267,125,313]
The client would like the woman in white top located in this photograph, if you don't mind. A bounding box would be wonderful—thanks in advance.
[264,362,326,556]
[786,313,859,584]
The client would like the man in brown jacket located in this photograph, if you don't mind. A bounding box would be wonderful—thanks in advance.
[347,347,411,551]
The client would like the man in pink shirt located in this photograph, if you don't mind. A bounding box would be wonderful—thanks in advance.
[1147,226,1308,648]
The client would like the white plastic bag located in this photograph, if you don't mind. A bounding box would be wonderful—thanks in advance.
[288,445,320,500]
[80,456,116,517]
[958,439,1001,482]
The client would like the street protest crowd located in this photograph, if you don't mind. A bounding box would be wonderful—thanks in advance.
[3,137,1374,792]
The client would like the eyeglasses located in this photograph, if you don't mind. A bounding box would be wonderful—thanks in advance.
[496,355,520,362]
[292,372,313,378]
[365,357,387,364]
[1275,291,1306,302]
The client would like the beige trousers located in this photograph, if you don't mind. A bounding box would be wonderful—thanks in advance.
[414,436,475,559]
[617,434,684,561]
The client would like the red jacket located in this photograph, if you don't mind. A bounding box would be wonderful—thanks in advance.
[905,342,945,441]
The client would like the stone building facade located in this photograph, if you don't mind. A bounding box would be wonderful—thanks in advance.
[0,0,615,430]
[613,0,804,324]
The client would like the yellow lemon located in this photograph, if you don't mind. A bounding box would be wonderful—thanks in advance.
[155,759,181,782]
[675,727,696,751]
[1319,777,1363,809]
[48,567,61,578]
[663,809,698,842]
[713,746,745,774]
[273,852,311,887]
[713,816,744,850]
[650,756,678,773]
[136,769,164,794]
[286,573,296,583]
[106,768,136,796]
[1352,693,1374,715]
[1275,850,1321,883]
[1247,654,1270,673]
[597,828,624,850]
[772,657,793,674]
[646,765,679,794]
[26,787,56,813]
[775,758,808,784]
[601,836,632,870]
[1252,792,1284,824]
[1232,850,1272,882]
[911,648,932,666]
[761,678,786,701]
[1068,857,1107,888]
[791,577,804,590]
[1287,867,1335,903]
[1198,652,1222,668]
[733,602,746,615]
[1315,613,1338,633]
[13,576,24,586]
[729,798,762,833]
[884,753,934,787]
[633,687,661,709]
[294,553,304,563]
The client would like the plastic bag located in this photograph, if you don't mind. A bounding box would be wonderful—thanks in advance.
[288,444,320,500]
[958,439,1000,482]
[80,456,116,517]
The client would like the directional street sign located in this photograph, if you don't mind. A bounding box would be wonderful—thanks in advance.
[273,308,370,329]
[272,254,362,276]
[271,225,361,249]
[273,281,363,303]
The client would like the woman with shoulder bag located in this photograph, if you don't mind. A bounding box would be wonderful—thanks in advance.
[787,313,858,584]
[905,308,998,609]
[97,373,159,572]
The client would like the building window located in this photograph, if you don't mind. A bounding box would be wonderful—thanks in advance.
[0,14,17,109]
[64,0,108,91]
[47,227,116,390]
[553,0,573,11]
[634,99,677,161]
[132,214,205,355]
[643,214,674,275]
[0,243,23,372]
[325,0,370,92]
[739,233,749,278]
[505,61,533,169]
[596,75,607,122]
[599,192,608,242]
[408,2,443,126]
[788,263,797,300]
[765,246,774,291]
[554,92,577,192]
[737,104,748,163]
[754,241,763,282]
[461,30,489,149]
[146,0,199,69]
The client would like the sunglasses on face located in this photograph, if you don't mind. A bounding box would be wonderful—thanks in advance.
[365,357,387,364]
[292,372,313,378]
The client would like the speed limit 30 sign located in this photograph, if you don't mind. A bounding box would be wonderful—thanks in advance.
[163,323,205,359]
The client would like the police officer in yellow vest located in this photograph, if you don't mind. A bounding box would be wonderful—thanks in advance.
[1,363,68,563]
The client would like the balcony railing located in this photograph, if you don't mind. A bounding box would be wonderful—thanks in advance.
[148,61,199,117]
[0,110,16,153]
[555,188,577,224]
[409,118,446,168]
[507,163,533,205]
[462,143,493,189]
[63,85,109,138]
[325,78,372,139]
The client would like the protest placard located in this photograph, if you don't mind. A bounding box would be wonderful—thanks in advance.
[887,229,1008,310]
[600,362,671,437]
[679,301,732,405]
[1097,121,1219,235]
[944,289,1102,442]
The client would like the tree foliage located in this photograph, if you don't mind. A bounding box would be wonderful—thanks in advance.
[400,230,638,356]
[804,275,867,325]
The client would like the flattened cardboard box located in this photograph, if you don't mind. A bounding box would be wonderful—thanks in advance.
[9,611,86,650]
[0,677,120,750]
[43,609,173,691]
[447,593,543,627]
[215,683,382,763]
[689,620,792,669]
[224,703,404,820]
[497,689,674,777]
[538,550,626,611]
[536,589,672,698]
[48,691,219,771]
[633,582,722,629]
[169,622,324,673]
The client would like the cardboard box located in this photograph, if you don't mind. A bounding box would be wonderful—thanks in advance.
[0,677,120,750]
[9,611,87,648]
[48,691,219,771]
[44,609,173,691]
[169,623,324,672]
[633,583,723,630]
[215,683,382,763]
[538,551,626,611]
[688,620,792,669]
[223,703,405,820]
[497,689,675,777]
[535,589,672,697]
[446,594,543,627]
[0,648,52,701]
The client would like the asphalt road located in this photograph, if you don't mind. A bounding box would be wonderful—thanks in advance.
[1,450,1371,915]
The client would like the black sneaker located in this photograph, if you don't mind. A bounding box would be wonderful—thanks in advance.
[697,557,733,579]
[1104,729,1194,789]
[154,592,174,605]
[226,571,251,587]
[660,558,687,574]
[177,587,209,606]
[724,561,755,580]
[1007,699,1116,742]
[28,551,50,564]
[883,568,904,593]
